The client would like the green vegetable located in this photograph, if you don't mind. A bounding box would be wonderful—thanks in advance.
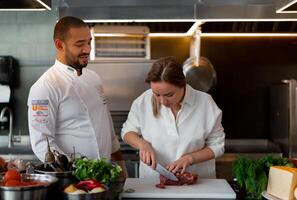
[232,155,293,199]
[72,157,122,186]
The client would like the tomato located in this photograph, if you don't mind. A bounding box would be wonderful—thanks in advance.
[4,169,21,182]
[5,179,22,187]
[0,157,6,170]
[0,157,5,166]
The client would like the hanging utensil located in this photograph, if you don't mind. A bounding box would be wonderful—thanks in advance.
[183,26,217,92]
[183,56,217,92]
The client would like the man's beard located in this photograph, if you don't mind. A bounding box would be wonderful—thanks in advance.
[66,53,89,69]
[66,48,89,69]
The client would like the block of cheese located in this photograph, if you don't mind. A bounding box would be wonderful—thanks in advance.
[267,166,297,200]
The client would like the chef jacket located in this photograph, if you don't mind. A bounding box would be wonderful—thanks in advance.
[28,60,120,162]
[121,84,225,179]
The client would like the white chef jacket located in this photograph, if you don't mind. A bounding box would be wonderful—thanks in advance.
[121,84,225,179]
[28,60,120,162]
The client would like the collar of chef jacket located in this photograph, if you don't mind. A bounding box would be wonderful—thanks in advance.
[54,59,81,78]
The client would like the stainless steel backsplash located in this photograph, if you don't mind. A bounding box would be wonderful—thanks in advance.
[88,60,154,111]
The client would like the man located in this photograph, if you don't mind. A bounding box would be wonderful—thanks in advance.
[27,16,127,175]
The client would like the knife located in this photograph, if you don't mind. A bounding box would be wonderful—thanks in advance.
[155,163,178,181]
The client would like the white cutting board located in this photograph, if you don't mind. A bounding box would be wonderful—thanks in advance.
[121,178,236,199]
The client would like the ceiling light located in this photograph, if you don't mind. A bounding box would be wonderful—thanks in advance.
[201,33,297,37]
[276,0,297,13]
[149,33,189,37]
[84,19,197,23]
[0,0,51,11]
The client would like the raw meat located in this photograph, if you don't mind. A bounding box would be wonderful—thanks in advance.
[156,172,198,189]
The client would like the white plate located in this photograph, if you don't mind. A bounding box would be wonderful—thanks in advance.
[261,191,282,200]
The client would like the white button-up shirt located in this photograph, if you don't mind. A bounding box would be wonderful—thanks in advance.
[121,84,225,179]
[28,60,120,162]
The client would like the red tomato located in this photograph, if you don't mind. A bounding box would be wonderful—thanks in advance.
[5,179,22,187]
[0,157,5,167]
[4,169,21,182]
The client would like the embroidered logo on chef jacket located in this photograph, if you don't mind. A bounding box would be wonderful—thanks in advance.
[31,99,49,125]
[96,86,107,105]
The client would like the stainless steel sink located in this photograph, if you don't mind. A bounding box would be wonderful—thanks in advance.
[0,135,30,147]
[0,135,39,162]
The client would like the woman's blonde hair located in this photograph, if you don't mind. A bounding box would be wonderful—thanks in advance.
[145,57,186,117]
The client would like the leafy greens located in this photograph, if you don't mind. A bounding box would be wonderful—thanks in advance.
[72,157,122,186]
[232,155,293,199]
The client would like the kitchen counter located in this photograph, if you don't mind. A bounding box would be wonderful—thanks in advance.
[121,178,236,200]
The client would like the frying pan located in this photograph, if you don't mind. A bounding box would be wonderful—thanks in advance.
[183,56,217,92]
[182,26,217,92]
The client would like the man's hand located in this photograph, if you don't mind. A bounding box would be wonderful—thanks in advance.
[117,160,129,181]
[111,150,128,181]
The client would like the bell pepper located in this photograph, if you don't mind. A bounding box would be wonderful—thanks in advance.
[75,179,103,191]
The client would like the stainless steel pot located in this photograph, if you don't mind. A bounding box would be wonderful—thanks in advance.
[0,173,58,200]
[183,56,217,92]
[34,169,74,184]
[34,168,77,200]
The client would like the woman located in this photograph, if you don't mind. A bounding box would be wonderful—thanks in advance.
[121,56,225,179]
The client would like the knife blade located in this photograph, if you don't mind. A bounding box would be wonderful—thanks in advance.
[155,163,178,181]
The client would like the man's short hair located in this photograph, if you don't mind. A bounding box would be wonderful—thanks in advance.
[53,16,89,41]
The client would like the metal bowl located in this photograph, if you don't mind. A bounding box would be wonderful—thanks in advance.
[62,190,108,200]
[34,167,77,200]
[0,173,58,200]
[61,180,125,200]
[34,169,73,179]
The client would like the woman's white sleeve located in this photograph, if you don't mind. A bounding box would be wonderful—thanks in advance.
[205,101,225,157]
[121,100,141,139]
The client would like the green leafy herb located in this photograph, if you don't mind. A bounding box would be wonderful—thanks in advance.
[232,155,293,199]
[72,157,122,186]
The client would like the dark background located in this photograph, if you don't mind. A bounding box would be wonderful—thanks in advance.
[151,36,297,139]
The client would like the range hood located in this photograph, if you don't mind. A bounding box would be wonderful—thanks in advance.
[57,0,297,34]
[0,0,51,11]
[58,0,297,21]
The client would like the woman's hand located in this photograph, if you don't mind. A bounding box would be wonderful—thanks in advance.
[167,153,193,174]
[139,140,156,169]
